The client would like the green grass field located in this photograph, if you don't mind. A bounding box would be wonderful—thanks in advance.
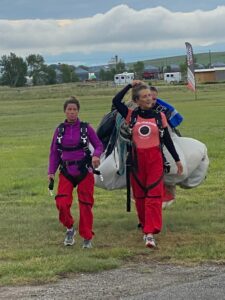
[0,82,225,286]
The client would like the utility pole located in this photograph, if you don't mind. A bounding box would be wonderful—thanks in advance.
[209,50,212,67]
[115,55,118,64]
[115,55,118,71]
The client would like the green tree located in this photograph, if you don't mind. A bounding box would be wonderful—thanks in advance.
[133,61,144,79]
[116,60,126,73]
[46,65,57,84]
[71,68,79,82]
[0,52,27,87]
[26,54,47,85]
[99,68,116,81]
[164,65,172,72]
[59,64,76,83]
[99,68,106,80]
[26,54,44,75]
[180,62,187,77]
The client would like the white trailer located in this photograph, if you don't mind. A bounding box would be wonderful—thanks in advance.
[114,72,134,85]
[164,72,182,84]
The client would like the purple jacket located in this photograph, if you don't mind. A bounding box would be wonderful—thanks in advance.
[48,119,103,176]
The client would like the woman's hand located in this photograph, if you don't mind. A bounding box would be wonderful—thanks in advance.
[176,161,183,175]
[131,80,143,87]
[48,174,55,182]
[92,156,100,169]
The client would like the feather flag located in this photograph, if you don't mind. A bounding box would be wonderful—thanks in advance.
[185,42,196,92]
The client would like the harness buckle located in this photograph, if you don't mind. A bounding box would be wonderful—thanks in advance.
[155,105,164,113]
[159,129,164,138]
[164,161,171,174]
[83,145,89,152]
[81,136,88,144]
[57,135,63,144]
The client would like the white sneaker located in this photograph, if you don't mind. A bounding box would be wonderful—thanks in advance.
[145,234,156,248]
[64,228,76,246]
[82,239,92,249]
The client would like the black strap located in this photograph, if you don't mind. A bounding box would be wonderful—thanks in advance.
[56,121,90,153]
[56,121,92,187]
[154,103,172,120]
[58,144,84,151]
[129,108,139,129]
[154,112,164,141]
[60,167,88,187]
[125,109,169,211]
[56,123,65,147]
[126,144,132,212]
[61,156,88,168]
[131,169,164,197]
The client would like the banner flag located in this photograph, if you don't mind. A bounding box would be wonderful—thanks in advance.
[185,42,196,92]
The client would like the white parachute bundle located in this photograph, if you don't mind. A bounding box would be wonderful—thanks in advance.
[95,131,209,190]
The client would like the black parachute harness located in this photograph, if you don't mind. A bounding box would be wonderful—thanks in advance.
[125,109,170,212]
[154,103,182,137]
[56,122,100,187]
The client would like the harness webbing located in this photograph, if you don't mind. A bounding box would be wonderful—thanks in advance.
[56,122,92,186]
[56,122,89,152]
[126,110,168,212]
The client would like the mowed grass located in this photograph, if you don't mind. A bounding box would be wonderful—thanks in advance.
[0,82,225,285]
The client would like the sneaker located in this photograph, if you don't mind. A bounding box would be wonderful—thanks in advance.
[82,239,92,249]
[145,235,156,248]
[64,228,76,246]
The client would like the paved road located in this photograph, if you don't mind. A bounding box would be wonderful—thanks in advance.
[1,263,225,299]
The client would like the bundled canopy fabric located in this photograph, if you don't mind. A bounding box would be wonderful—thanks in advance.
[95,119,209,191]
[95,98,208,202]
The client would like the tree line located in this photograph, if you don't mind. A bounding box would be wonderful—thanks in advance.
[0,53,146,87]
[0,53,79,87]
[0,52,191,87]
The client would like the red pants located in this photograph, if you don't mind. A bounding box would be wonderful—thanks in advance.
[131,147,163,235]
[55,172,94,240]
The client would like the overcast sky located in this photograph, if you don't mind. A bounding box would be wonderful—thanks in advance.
[0,1,225,65]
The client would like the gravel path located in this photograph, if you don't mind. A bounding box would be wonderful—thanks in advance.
[1,263,225,300]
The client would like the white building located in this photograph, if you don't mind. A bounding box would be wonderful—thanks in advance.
[114,72,134,85]
[164,72,182,84]
[25,76,33,86]
[88,72,96,80]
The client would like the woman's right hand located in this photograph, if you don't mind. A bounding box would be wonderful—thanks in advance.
[176,161,183,176]
[131,80,143,87]
[48,174,55,182]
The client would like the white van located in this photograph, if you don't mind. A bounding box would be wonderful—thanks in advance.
[114,72,134,85]
[164,72,182,84]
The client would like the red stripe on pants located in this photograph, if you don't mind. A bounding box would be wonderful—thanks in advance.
[131,147,163,235]
[55,172,94,240]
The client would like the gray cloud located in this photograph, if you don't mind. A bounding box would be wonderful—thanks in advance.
[1,0,225,19]
[0,5,225,57]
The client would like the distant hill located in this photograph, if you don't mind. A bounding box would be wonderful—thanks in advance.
[126,51,225,68]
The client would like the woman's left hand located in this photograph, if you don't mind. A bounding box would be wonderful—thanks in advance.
[176,161,183,175]
[92,156,100,169]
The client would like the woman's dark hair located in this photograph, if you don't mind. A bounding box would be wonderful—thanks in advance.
[132,83,149,102]
[150,86,158,93]
[63,96,80,112]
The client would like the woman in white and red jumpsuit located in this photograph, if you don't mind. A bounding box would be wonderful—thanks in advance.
[48,97,103,248]
[112,81,183,248]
